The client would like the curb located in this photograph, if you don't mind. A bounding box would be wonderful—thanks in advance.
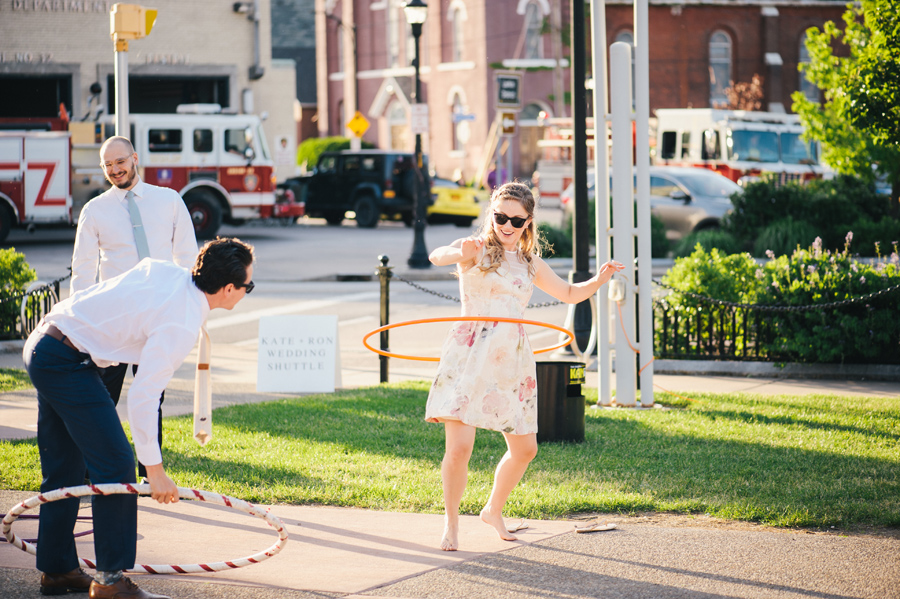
[652,359,900,382]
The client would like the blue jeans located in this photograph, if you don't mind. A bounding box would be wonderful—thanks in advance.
[23,330,137,574]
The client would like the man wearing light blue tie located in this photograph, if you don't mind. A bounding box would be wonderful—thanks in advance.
[70,136,198,479]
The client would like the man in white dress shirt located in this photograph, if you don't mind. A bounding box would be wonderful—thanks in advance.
[71,136,198,479]
[24,237,255,599]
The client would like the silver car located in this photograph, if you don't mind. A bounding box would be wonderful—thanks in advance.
[560,166,742,242]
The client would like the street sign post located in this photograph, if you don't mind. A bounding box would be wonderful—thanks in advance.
[347,110,369,137]
[500,111,518,136]
[410,103,429,135]
[495,71,522,110]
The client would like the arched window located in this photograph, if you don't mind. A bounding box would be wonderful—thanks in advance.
[450,92,464,151]
[448,1,466,63]
[614,30,635,108]
[798,39,818,102]
[709,30,732,107]
[524,1,543,59]
[387,100,409,150]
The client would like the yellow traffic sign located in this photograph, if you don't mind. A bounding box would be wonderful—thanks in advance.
[347,111,370,138]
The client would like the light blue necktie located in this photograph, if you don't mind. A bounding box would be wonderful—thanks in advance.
[126,190,151,260]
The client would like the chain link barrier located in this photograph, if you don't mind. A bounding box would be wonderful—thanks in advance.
[391,271,899,314]
[652,277,900,312]
[391,273,565,309]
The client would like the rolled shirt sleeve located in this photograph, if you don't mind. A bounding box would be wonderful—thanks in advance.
[127,323,201,466]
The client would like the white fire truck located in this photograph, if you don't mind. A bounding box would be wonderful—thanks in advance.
[654,108,828,185]
[0,105,302,243]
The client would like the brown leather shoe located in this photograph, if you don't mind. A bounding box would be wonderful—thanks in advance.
[40,568,93,595]
[88,577,170,599]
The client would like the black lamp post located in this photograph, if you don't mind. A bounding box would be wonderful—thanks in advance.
[404,0,431,269]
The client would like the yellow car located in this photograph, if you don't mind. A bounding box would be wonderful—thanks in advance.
[428,177,484,227]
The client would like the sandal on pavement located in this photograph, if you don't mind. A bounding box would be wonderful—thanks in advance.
[506,518,529,533]
[574,521,617,533]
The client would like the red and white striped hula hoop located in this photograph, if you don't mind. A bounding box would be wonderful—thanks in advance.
[2,483,289,574]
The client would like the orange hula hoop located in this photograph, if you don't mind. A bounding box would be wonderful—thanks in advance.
[362,317,575,362]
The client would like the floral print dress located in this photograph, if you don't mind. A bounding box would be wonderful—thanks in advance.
[425,249,538,434]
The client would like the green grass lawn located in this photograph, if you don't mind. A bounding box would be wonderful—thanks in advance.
[1,381,898,529]
[0,368,31,392]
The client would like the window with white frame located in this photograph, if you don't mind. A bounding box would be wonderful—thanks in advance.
[709,30,732,107]
[523,1,543,59]
[798,38,819,102]
[448,1,466,63]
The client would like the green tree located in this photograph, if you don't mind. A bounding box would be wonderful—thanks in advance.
[792,0,900,215]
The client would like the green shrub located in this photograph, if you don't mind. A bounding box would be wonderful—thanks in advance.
[850,217,900,257]
[674,229,741,258]
[537,222,571,258]
[723,175,896,255]
[754,237,900,363]
[658,237,900,364]
[752,216,819,258]
[661,245,761,306]
[0,248,37,339]
[296,136,375,170]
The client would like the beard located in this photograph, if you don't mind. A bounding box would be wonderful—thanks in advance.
[105,163,137,189]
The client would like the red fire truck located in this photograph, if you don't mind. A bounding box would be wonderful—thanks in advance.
[0,105,302,243]
[654,108,828,185]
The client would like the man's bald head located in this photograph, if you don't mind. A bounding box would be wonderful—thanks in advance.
[100,136,135,156]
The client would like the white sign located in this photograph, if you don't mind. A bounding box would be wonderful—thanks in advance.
[495,71,522,109]
[410,103,429,135]
[256,315,342,393]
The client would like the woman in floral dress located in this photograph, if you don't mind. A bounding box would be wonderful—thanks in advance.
[426,182,623,551]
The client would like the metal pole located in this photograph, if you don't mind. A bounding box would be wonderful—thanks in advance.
[569,0,592,352]
[589,0,612,406]
[114,40,129,137]
[377,255,392,383]
[610,42,636,406]
[408,22,431,269]
[634,0,653,406]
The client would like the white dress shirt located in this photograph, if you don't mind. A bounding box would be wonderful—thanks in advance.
[71,177,198,294]
[47,259,210,466]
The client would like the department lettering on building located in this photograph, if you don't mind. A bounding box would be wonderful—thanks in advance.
[9,0,112,13]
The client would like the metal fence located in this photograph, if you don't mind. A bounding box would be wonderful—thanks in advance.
[0,274,69,340]
[375,255,900,367]
[653,281,900,362]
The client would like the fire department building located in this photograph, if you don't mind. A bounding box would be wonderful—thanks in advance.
[318,0,845,183]
[0,0,298,179]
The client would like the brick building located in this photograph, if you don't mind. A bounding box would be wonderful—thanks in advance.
[316,0,845,183]
[0,0,298,179]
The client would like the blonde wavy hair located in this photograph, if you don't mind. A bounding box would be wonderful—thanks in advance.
[475,182,543,276]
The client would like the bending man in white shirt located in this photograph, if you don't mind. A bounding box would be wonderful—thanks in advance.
[24,237,254,599]
[71,136,198,480]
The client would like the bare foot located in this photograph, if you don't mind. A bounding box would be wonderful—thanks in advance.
[480,506,517,541]
[440,517,459,551]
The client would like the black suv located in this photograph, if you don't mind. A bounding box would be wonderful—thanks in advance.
[282,150,429,228]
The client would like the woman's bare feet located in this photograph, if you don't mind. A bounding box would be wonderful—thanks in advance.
[440,517,459,551]
[480,506,517,541]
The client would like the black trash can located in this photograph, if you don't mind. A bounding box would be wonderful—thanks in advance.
[536,361,586,443]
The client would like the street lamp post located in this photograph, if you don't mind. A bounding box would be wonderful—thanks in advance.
[404,0,431,269]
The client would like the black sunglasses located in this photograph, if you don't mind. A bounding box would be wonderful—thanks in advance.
[235,280,255,294]
[493,212,529,229]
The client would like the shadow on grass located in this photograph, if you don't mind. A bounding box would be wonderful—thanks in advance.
[156,384,900,528]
